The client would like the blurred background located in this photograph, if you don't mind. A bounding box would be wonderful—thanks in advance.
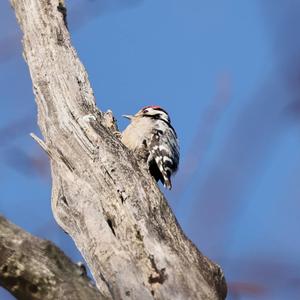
[1,1,300,299]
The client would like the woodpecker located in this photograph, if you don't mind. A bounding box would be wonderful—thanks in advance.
[121,106,179,189]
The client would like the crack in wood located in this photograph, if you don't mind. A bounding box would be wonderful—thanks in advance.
[56,27,65,46]
[106,218,116,237]
[56,148,75,172]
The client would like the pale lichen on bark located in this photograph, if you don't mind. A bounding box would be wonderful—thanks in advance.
[9,0,227,299]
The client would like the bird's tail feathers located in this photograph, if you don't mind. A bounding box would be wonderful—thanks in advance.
[163,176,172,190]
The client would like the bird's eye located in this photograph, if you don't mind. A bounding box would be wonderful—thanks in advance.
[143,109,148,113]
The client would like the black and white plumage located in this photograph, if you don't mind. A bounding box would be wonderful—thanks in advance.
[121,106,179,189]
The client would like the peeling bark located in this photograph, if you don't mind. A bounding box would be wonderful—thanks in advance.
[0,215,106,300]
[10,0,227,299]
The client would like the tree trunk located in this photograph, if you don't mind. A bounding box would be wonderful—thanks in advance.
[0,215,106,300]
[10,0,227,299]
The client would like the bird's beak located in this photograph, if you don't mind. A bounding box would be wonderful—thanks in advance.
[122,114,133,120]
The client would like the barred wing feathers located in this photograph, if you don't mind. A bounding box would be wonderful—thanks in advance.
[148,126,179,190]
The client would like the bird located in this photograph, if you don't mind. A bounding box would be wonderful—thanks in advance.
[121,106,179,189]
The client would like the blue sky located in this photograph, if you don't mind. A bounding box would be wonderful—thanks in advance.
[1,1,300,299]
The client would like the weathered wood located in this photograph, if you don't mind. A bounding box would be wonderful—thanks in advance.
[10,0,227,299]
[0,215,106,300]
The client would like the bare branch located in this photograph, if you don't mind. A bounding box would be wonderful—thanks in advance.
[10,0,227,299]
[0,215,107,300]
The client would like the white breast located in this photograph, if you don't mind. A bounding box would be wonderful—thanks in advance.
[121,117,154,151]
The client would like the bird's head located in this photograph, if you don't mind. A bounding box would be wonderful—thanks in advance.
[123,106,170,123]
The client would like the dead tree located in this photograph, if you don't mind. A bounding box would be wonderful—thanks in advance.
[9,0,227,299]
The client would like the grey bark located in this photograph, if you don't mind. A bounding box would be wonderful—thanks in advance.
[0,215,106,300]
[10,0,227,299]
